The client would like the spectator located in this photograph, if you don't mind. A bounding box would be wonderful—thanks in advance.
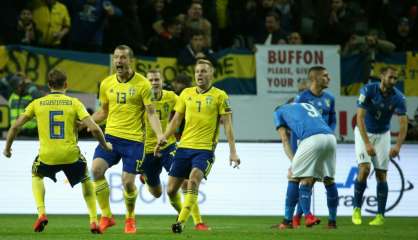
[102,0,147,54]
[147,18,185,57]
[32,0,71,48]
[139,0,167,41]
[390,17,415,51]
[7,73,42,137]
[67,0,121,52]
[321,0,354,45]
[254,11,287,47]
[14,8,39,45]
[342,29,395,83]
[177,29,216,67]
[180,2,212,48]
[287,31,303,44]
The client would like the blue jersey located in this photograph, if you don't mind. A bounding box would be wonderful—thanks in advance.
[274,103,333,141]
[294,90,336,131]
[357,82,406,134]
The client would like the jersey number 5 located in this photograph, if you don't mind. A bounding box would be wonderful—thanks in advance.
[49,111,65,139]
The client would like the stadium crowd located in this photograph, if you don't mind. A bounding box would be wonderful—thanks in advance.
[1,0,418,57]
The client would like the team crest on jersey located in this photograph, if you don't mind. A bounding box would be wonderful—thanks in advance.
[110,88,114,93]
[206,96,213,105]
[128,87,136,96]
[358,94,365,103]
[187,96,192,101]
[325,99,330,108]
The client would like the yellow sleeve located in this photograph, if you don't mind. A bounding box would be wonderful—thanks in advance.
[61,4,71,27]
[218,91,232,115]
[23,101,35,118]
[99,80,108,105]
[141,82,153,106]
[174,91,186,113]
[74,99,90,120]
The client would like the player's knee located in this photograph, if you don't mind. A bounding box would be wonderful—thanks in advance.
[357,164,370,181]
[149,186,162,198]
[323,177,334,186]
[375,170,387,182]
[166,187,178,198]
[91,167,105,180]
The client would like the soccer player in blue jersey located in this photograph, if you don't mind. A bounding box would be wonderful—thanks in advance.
[274,103,337,230]
[352,66,407,226]
[291,66,338,228]
[3,69,112,234]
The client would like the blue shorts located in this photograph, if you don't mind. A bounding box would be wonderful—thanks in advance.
[168,148,214,179]
[32,155,89,187]
[93,134,144,174]
[140,144,176,187]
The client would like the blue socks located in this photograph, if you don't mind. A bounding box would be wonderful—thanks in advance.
[295,203,303,217]
[325,183,339,221]
[377,181,388,215]
[299,184,313,215]
[354,180,367,208]
[284,181,299,221]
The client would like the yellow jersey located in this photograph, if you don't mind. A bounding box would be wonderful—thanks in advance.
[32,1,70,46]
[175,86,232,151]
[99,72,152,142]
[144,90,178,154]
[24,93,90,165]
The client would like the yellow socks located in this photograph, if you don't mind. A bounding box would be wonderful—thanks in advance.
[124,189,138,219]
[32,175,45,217]
[178,190,198,224]
[94,178,112,217]
[82,179,98,224]
[169,191,183,213]
[191,202,203,225]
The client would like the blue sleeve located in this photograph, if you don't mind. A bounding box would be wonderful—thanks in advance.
[329,97,337,131]
[290,130,298,153]
[273,110,285,129]
[395,96,407,115]
[357,85,369,109]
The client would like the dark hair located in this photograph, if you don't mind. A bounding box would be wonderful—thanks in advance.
[266,11,281,22]
[48,69,67,89]
[380,66,397,74]
[308,66,326,75]
[115,45,134,58]
[172,73,192,86]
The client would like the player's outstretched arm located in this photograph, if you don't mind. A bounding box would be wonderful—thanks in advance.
[91,102,109,125]
[278,127,294,161]
[146,104,166,143]
[356,108,376,156]
[3,115,31,158]
[221,114,240,168]
[81,116,112,152]
[390,115,408,158]
[164,111,184,140]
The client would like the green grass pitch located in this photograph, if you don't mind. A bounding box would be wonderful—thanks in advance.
[0,215,417,240]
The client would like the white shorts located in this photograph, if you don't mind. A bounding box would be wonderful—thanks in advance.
[354,127,390,170]
[291,134,337,180]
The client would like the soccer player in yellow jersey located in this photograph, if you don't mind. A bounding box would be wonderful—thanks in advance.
[3,69,112,234]
[89,45,165,234]
[157,59,241,233]
[140,69,210,231]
